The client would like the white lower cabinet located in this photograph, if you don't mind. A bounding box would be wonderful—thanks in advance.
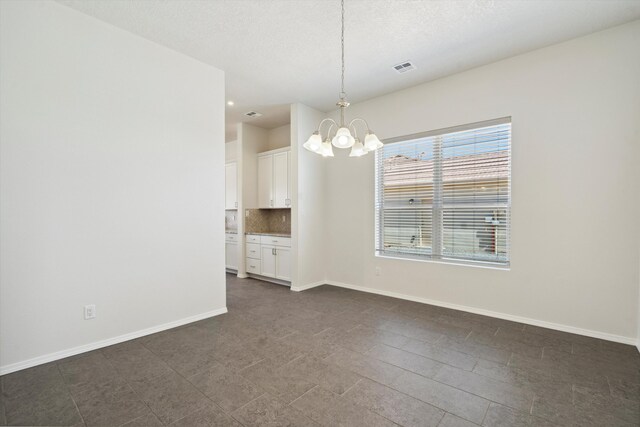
[246,243,261,260]
[260,246,277,278]
[225,240,238,270]
[246,259,261,274]
[274,247,291,281]
[245,234,291,282]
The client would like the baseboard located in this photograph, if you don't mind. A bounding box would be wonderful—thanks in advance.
[325,280,638,346]
[290,280,325,292]
[246,273,290,287]
[0,307,228,376]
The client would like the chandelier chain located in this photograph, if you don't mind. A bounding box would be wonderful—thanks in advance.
[341,0,345,98]
[303,0,382,156]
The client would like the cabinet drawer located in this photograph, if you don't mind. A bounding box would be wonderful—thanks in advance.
[245,234,260,243]
[246,258,261,274]
[225,233,238,242]
[260,236,291,247]
[246,243,261,259]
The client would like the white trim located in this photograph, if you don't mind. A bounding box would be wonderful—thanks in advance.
[246,273,290,287]
[290,280,325,292]
[325,280,637,346]
[258,146,290,157]
[237,273,248,279]
[376,253,510,271]
[0,307,228,376]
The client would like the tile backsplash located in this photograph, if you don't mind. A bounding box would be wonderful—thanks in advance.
[245,209,291,235]
[225,210,238,232]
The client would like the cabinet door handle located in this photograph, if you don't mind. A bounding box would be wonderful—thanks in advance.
[272,248,276,255]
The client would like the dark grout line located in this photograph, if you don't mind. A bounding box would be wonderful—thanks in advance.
[324,343,542,423]
[287,384,318,406]
[480,402,491,426]
[54,363,87,427]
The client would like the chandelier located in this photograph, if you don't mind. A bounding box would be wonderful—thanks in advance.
[303,0,383,157]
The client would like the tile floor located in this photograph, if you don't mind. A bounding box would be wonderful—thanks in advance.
[1,274,639,426]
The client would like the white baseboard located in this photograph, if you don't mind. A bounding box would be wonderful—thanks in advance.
[325,280,638,347]
[290,280,325,292]
[0,307,228,376]
[246,273,290,287]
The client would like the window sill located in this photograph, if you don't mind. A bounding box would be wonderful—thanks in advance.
[375,252,511,271]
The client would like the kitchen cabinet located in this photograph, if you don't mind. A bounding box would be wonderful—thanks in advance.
[257,156,272,208]
[225,233,238,271]
[260,246,277,277]
[245,234,291,282]
[274,246,291,281]
[225,162,238,209]
[273,151,290,208]
[257,149,290,208]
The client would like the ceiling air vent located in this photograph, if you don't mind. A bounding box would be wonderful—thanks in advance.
[393,61,416,74]
[244,111,263,118]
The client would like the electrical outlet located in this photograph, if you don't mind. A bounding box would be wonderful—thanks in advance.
[375,266,381,276]
[84,304,96,320]
[245,210,249,217]
[282,215,286,223]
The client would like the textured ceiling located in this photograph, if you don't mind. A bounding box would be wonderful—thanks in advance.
[58,0,640,142]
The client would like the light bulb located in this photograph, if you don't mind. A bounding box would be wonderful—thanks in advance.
[349,139,366,157]
[303,132,322,152]
[364,132,383,151]
[321,140,334,157]
[332,127,355,148]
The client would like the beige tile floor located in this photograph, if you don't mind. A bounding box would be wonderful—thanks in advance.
[1,274,639,426]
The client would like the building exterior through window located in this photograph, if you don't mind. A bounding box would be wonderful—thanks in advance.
[375,118,511,267]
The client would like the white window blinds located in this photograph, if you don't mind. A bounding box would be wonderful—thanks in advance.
[375,118,511,266]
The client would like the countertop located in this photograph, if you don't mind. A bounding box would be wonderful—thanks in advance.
[246,232,291,238]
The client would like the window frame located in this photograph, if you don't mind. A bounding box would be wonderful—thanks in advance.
[374,117,511,269]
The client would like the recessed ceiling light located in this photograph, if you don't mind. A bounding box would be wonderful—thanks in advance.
[227,101,234,106]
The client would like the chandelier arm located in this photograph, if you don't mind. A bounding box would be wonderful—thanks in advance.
[317,118,338,137]
[348,124,359,140]
[348,117,371,133]
[326,122,337,139]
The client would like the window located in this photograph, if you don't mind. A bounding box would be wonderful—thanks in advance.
[375,118,511,267]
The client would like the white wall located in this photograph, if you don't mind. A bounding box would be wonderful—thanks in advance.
[291,104,328,289]
[225,140,238,163]
[267,124,291,151]
[324,21,640,342]
[0,1,226,373]
[237,123,269,211]
[236,123,269,277]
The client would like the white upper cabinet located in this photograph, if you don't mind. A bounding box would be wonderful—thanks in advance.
[257,155,273,208]
[273,151,290,208]
[258,148,290,209]
[225,162,238,209]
